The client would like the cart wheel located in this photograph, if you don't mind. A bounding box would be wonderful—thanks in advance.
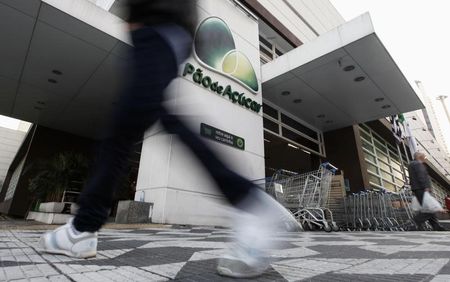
[323,223,332,232]
[332,222,340,232]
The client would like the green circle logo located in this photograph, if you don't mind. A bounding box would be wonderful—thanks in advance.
[194,17,259,93]
[236,138,244,148]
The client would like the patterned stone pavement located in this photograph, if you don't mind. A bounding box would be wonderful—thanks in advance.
[2,226,450,281]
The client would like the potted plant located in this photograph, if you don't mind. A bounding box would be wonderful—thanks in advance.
[27,152,89,213]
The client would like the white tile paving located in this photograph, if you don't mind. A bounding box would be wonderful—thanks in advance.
[2,228,450,281]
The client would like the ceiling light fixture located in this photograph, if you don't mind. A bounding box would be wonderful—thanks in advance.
[343,65,355,71]
[293,99,302,103]
[374,98,384,102]
[48,78,57,84]
[301,149,311,155]
[288,143,299,149]
[52,70,63,75]
[317,114,325,118]
[382,105,391,109]
[325,120,333,124]
[354,76,365,82]
[281,91,290,96]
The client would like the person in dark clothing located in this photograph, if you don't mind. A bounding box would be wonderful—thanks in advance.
[39,0,300,278]
[408,152,445,231]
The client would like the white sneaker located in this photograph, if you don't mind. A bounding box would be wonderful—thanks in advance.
[39,219,97,258]
[217,188,299,278]
[217,244,270,278]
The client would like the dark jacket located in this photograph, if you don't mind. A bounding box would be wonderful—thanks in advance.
[126,0,198,35]
[408,160,431,191]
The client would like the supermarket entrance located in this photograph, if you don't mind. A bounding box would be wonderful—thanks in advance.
[264,131,322,178]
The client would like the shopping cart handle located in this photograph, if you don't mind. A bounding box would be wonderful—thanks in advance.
[321,162,338,172]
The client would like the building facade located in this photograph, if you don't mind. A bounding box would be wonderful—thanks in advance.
[0,0,448,224]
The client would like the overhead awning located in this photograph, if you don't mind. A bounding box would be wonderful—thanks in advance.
[0,0,129,139]
[262,13,424,132]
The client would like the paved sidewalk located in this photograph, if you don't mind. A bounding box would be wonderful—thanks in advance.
[2,225,450,281]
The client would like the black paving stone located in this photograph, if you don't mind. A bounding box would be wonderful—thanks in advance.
[307,245,385,259]
[201,237,234,242]
[97,240,152,251]
[437,260,450,274]
[190,229,214,234]
[0,261,37,267]
[310,273,430,282]
[387,251,450,259]
[309,236,348,242]
[174,259,287,281]
[363,239,418,245]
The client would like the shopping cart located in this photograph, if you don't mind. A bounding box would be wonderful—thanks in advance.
[344,186,418,231]
[266,163,339,232]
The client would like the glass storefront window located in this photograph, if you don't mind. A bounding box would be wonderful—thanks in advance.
[263,117,279,134]
[364,151,376,163]
[374,140,387,153]
[359,129,371,142]
[362,140,374,153]
[392,169,403,180]
[376,150,389,163]
[263,103,278,119]
[263,102,324,155]
[366,163,379,174]
[378,161,390,172]
[359,124,408,192]
[380,169,394,182]
[383,180,396,191]
[369,173,381,185]
[395,177,404,186]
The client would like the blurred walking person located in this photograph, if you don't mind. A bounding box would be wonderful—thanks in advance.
[409,152,445,231]
[39,0,300,278]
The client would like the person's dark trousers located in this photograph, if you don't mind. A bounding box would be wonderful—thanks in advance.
[73,26,254,232]
[412,189,445,231]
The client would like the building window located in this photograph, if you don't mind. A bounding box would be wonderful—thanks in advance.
[359,125,409,192]
[431,179,447,206]
[262,101,324,156]
[259,35,285,64]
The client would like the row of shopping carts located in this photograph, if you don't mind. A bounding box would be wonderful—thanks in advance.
[262,163,339,232]
[343,187,418,231]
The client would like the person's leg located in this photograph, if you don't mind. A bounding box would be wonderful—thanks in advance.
[427,214,445,231]
[413,190,426,229]
[73,27,178,232]
[40,27,180,257]
[160,113,299,277]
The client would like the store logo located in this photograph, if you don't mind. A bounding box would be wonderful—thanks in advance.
[194,17,259,93]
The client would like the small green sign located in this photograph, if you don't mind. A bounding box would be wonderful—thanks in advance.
[200,123,245,150]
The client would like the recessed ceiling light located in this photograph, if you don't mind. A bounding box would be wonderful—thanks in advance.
[325,120,333,124]
[317,114,325,118]
[34,106,43,111]
[354,76,365,82]
[343,65,355,71]
[37,101,46,105]
[288,143,299,149]
[52,70,63,75]
[381,105,391,109]
[293,99,302,103]
[48,78,57,84]
[374,97,384,102]
[412,116,417,120]
[422,128,427,131]
[281,91,290,96]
